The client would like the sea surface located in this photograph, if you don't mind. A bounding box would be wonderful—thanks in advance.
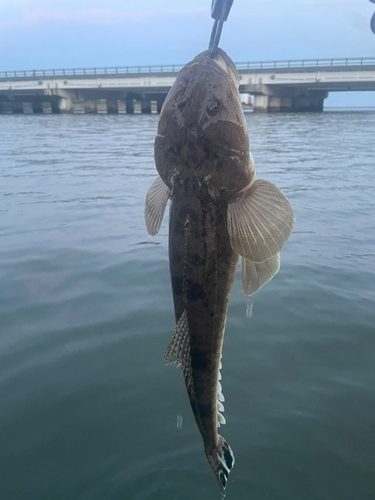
[0,109,374,500]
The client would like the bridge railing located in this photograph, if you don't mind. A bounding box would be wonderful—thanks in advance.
[235,57,375,70]
[0,64,185,79]
[1,57,374,79]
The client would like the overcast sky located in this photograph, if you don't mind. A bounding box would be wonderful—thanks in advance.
[1,0,374,106]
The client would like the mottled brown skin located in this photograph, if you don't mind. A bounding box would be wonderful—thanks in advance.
[169,180,238,450]
[155,49,254,473]
[155,50,253,201]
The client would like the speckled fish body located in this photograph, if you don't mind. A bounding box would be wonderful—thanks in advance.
[168,176,238,446]
[145,49,295,494]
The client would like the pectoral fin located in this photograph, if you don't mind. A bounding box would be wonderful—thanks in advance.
[241,253,280,296]
[228,179,294,262]
[145,176,170,237]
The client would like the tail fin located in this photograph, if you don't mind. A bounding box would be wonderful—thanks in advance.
[205,435,235,495]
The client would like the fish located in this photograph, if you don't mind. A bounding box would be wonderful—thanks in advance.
[145,48,295,495]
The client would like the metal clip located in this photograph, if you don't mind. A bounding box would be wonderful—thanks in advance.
[208,0,234,58]
[370,0,375,34]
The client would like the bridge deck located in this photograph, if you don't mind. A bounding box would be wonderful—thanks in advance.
[1,56,374,113]
[1,56,375,81]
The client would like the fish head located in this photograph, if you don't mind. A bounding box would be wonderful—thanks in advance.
[154,49,254,202]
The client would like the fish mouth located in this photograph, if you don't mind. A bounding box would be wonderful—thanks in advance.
[187,49,240,87]
[212,53,238,83]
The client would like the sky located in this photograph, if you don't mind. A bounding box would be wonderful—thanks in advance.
[0,0,374,106]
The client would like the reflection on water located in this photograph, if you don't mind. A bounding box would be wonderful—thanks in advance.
[0,110,375,500]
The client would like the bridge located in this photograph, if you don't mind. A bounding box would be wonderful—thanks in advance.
[0,56,374,114]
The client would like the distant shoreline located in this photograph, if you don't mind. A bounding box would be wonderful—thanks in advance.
[325,106,375,108]
[324,106,375,111]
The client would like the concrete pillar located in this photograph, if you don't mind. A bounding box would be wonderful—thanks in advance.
[292,91,328,112]
[257,94,326,113]
[12,101,24,114]
[126,99,134,114]
[33,101,44,114]
[84,100,97,114]
[253,95,269,113]
[268,96,282,113]
[59,97,74,113]
[141,98,152,114]
[292,96,310,112]
[107,99,118,114]
[0,101,12,114]
[280,97,293,112]
[51,98,60,114]
[306,90,328,112]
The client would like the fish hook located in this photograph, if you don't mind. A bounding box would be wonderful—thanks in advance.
[208,0,234,58]
[370,0,375,34]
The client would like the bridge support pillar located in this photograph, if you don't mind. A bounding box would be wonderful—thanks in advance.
[85,100,97,114]
[51,98,60,114]
[141,98,152,114]
[33,101,44,114]
[280,97,293,112]
[12,101,24,114]
[0,101,12,114]
[268,96,282,112]
[253,90,328,113]
[107,99,118,114]
[253,95,269,113]
[58,97,74,113]
[267,96,294,112]
[292,90,328,112]
[126,99,134,114]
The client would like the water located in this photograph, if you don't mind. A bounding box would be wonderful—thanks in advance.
[0,110,374,500]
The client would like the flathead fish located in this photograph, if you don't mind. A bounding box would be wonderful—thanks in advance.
[145,49,294,494]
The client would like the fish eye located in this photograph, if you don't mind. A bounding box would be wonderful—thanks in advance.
[176,94,188,111]
[206,100,220,116]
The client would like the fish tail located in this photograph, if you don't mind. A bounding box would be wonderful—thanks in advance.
[205,435,235,495]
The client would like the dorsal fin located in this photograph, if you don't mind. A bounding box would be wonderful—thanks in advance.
[164,311,191,380]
